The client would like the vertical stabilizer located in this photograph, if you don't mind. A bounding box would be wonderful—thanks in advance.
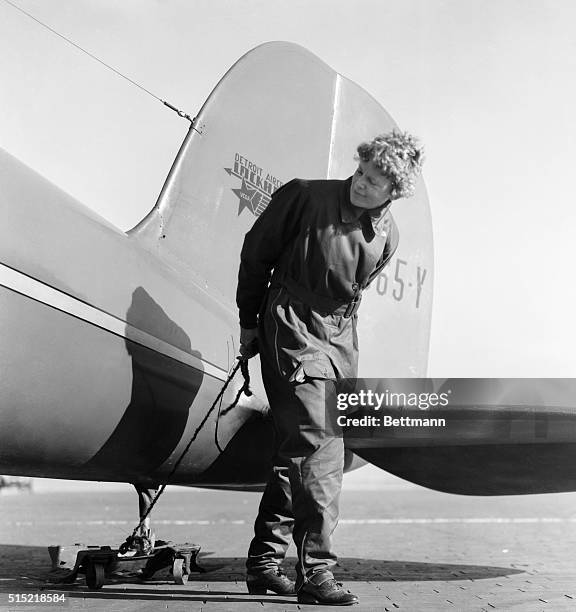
[130,42,433,376]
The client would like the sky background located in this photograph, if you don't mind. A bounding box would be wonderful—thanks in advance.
[1,0,575,382]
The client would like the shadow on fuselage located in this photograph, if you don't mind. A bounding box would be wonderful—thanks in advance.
[83,287,203,481]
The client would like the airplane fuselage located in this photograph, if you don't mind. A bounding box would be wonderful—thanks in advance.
[0,147,267,487]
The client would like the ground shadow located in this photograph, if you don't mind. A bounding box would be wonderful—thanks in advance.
[0,543,525,604]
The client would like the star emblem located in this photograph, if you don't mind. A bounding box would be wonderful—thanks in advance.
[233,179,260,215]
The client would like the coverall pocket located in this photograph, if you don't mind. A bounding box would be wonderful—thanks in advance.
[288,353,334,384]
[288,354,338,436]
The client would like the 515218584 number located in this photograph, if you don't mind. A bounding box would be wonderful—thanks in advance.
[8,593,67,605]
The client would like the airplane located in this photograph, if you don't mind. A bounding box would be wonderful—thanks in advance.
[1,41,575,565]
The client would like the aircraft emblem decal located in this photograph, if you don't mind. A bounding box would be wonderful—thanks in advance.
[225,153,283,217]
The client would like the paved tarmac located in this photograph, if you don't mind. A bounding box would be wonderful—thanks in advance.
[1,473,576,611]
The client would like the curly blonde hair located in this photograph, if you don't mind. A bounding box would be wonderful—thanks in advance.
[356,131,424,200]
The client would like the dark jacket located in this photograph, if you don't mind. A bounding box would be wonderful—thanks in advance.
[237,177,399,330]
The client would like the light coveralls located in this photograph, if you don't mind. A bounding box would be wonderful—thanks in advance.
[236,177,399,586]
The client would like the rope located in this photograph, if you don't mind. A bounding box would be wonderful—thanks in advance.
[214,358,253,452]
[2,0,196,125]
[123,357,252,549]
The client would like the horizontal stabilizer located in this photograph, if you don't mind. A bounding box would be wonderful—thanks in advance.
[343,378,576,495]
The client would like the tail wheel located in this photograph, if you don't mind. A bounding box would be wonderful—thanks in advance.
[85,561,105,590]
[172,558,188,584]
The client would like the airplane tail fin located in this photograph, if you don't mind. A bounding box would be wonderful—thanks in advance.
[130,41,432,377]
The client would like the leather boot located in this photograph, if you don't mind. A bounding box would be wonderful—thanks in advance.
[246,567,296,595]
[297,576,358,606]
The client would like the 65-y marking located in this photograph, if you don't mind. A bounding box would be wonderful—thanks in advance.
[371,259,428,309]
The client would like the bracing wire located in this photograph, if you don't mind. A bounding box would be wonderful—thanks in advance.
[2,0,197,125]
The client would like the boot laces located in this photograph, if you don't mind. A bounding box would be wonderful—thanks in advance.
[326,579,348,591]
